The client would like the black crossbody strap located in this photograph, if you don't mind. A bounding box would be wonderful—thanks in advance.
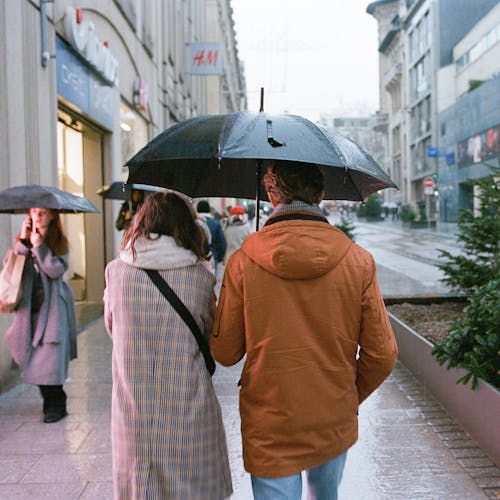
[143,269,216,376]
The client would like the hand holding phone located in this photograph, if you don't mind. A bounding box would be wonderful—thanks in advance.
[20,216,32,239]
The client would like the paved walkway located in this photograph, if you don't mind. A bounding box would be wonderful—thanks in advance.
[1,218,498,499]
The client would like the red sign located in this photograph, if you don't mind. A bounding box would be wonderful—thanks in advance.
[423,176,435,188]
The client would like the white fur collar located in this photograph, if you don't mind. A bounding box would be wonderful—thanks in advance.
[119,234,198,270]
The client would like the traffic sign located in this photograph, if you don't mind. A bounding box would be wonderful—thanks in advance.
[423,176,435,188]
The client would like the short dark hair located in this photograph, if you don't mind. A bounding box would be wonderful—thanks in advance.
[263,161,324,204]
[197,200,210,213]
[122,192,209,261]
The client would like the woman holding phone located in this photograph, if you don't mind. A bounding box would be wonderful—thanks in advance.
[5,207,77,423]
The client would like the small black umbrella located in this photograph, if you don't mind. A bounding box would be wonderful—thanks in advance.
[97,182,164,201]
[0,185,99,214]
[125,111,398,202]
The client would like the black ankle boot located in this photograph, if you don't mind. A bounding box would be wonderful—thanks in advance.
[39,385,68,423]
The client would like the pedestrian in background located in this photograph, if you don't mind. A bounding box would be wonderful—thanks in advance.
[115,188,145,231]
[196,200,227,273]
[104,192,232,499]
[5,208,77,423]
[223,205,251,263]
[211,161,398,499]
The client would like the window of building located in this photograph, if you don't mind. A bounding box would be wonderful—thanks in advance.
[392,125,401,154]
[120,101,148,177]
[456,22,500,73]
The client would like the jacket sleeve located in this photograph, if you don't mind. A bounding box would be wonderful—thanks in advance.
[32,244,68,280]
[210,255,245,365]
[356,254,398,403]
[214,221,227,262]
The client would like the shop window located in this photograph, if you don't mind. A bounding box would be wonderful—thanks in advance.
[120,101,148,176]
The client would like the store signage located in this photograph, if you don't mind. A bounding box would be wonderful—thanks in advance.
[133,78,148,113]
[56,36,114,130]
[64,6,119,86]
[187,43,223,75]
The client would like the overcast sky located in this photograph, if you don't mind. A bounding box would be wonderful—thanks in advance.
[230,0,380,122]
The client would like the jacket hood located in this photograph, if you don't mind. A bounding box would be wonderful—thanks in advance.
[241,216,353,280]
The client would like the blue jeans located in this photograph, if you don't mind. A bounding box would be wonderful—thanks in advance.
[251,452,347,500]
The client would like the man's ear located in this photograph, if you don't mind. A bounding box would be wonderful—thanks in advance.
[268,192,278,207]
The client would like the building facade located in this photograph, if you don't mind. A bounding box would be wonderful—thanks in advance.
[0,0,245,392]
[436,3,500,221]
[368,0,498,219]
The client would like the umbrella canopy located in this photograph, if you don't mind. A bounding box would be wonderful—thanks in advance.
[97,182,164,201]
[125,111,398,202]
[0,185,99,214]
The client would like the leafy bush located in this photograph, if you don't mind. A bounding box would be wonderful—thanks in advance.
[334,215,356,241]
[400,204,416,222]
[433,164,500,389]
[358,194,382,219]
[432,278,500,389]
[438,167,500,292]
[418,206,427,222]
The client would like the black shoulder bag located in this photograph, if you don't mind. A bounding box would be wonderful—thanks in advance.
[143,269,216,376]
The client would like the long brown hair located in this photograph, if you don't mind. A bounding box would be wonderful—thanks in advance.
[45,212,69,255]
[16,210,69,256]
[121,191,209,261]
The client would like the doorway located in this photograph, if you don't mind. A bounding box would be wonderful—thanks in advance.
[57,111,105,302]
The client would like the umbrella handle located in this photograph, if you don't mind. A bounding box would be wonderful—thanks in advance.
[255,160,263,231]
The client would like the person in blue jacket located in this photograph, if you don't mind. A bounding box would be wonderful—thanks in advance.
[196,200,227,273]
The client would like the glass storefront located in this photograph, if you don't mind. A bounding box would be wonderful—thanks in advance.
[120,101,148,180]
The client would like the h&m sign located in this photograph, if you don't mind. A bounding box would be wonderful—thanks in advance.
[187,43,223,75]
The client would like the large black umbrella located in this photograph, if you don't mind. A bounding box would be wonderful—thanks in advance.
[97,182,164,201]
[0,185,99,213]
[125,111,397,202]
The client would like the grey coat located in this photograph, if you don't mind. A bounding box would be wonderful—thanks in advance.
[104,236,232,499]
[5,240,77,385]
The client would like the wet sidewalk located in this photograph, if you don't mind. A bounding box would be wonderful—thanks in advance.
[0,218,498,498]
[0,318,494,499]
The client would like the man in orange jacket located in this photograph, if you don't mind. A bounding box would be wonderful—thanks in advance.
[211,161,398,499]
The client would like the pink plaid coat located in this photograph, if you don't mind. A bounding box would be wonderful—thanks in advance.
[104,236,232,499]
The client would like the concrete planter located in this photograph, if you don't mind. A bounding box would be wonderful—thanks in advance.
[389,313,500,467]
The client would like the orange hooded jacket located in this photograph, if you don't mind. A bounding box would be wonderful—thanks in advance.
[211,212,398,478]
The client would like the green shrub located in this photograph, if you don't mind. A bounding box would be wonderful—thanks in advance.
[418,206,427,222]
[438,167,500,292]
[334,216,356,241]
[434,164,500,389]
[432,278,500,389]
[359,194,382,218]
[400,204,416,222]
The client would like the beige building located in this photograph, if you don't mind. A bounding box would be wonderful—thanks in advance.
[0,0,245,392]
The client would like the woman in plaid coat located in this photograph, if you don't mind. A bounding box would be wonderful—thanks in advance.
[104,192,232,499]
